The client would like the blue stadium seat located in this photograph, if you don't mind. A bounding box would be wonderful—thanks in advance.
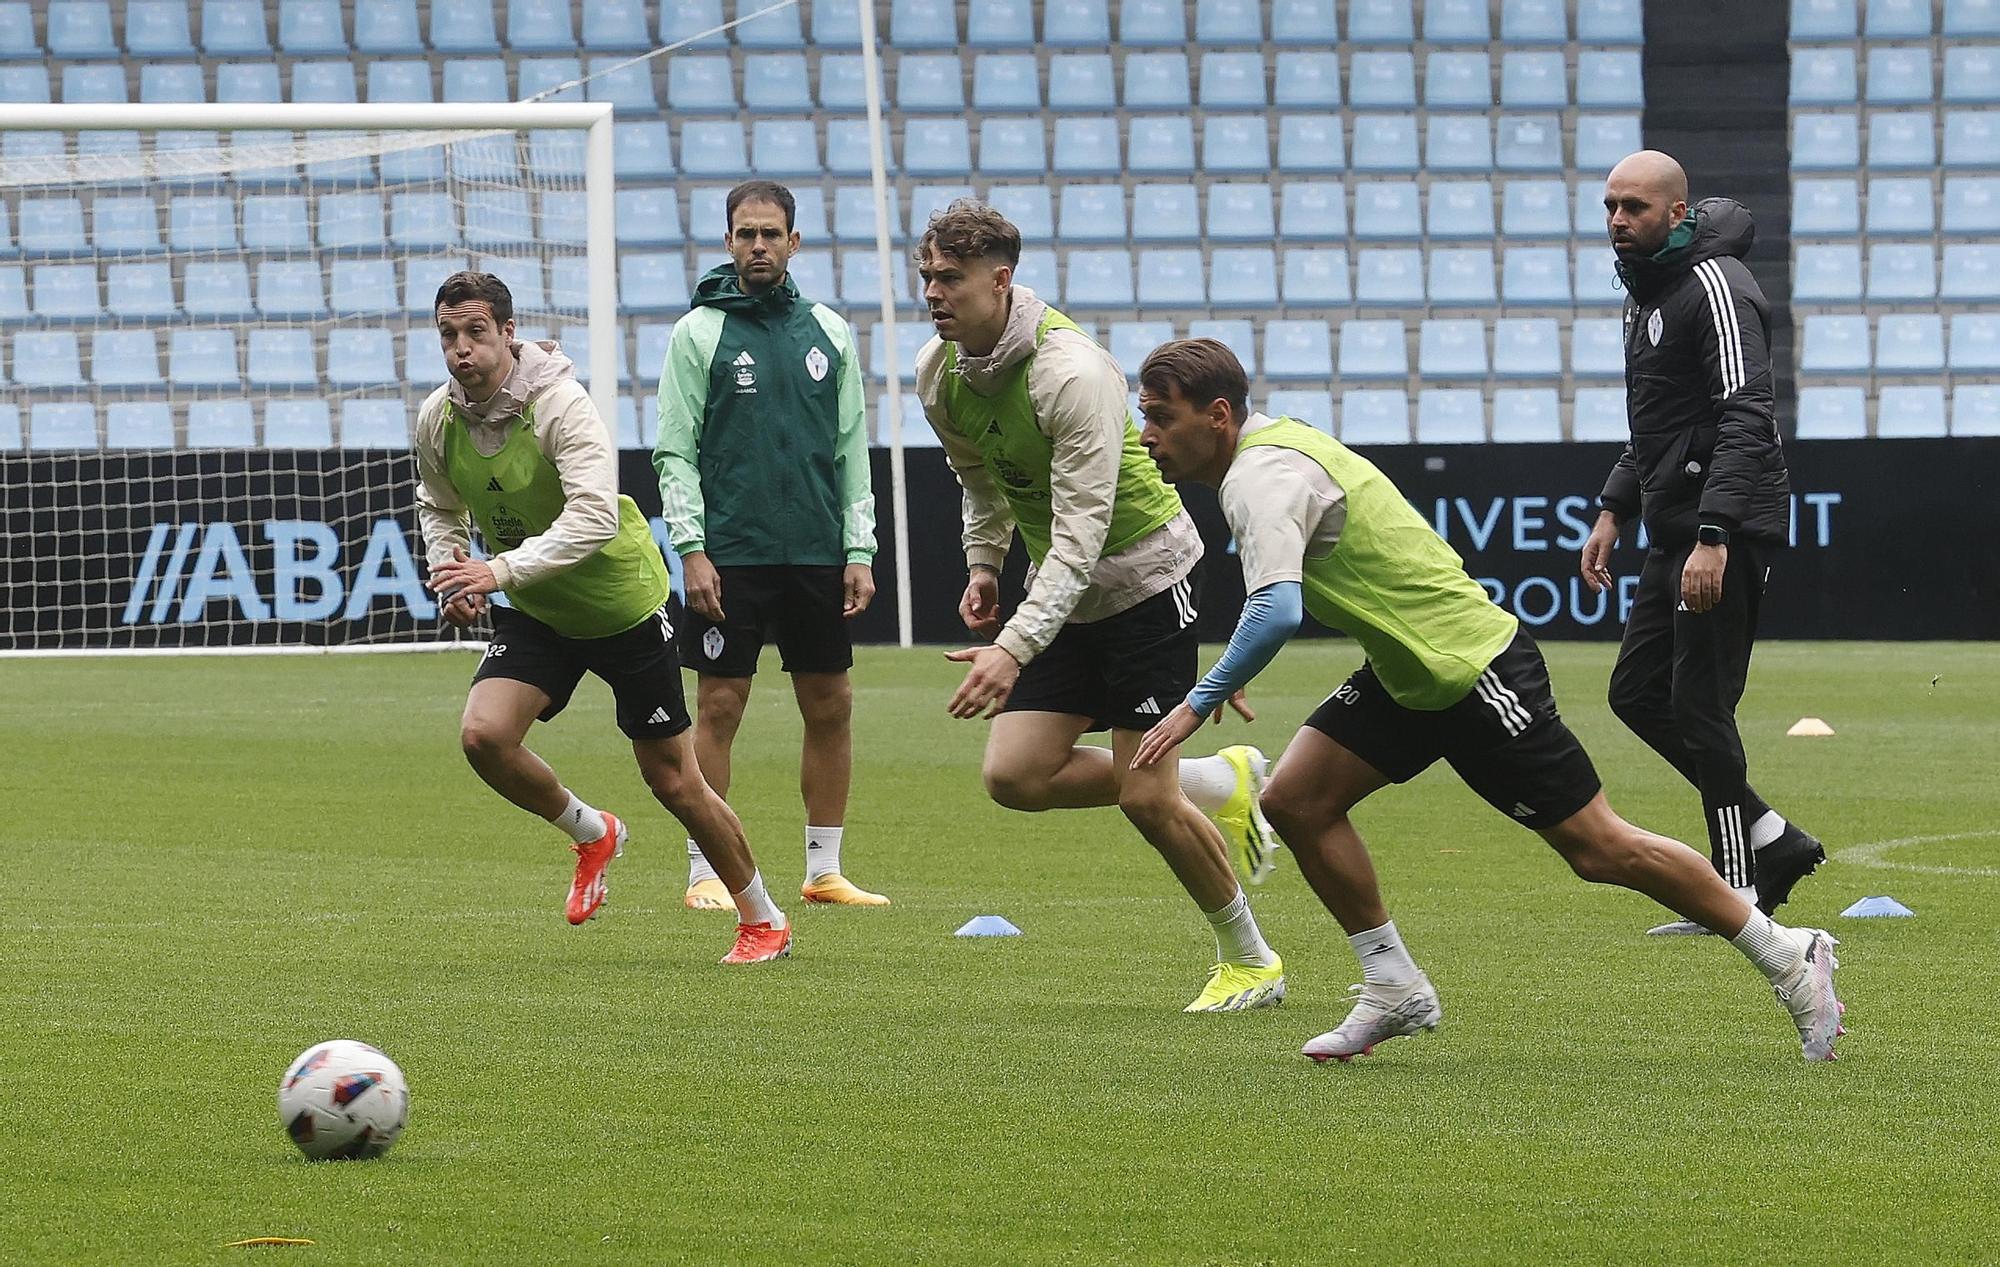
[106,261,174,319]
[1209,248,1279,307]
[967,0,1033,45]
[834,185,900,243]
[784,252,833,302]
[62,63,127,103]
[1046,55,1114,111]
[986,185,1052,242]
[898,54,963,112]
[1790,48,1857,106]
[1339,319,1408,379]
[1282,247,1350,305]
[262,400,332,447]
[255,260,325,319]
[1578,0,1643,41]
[751,120,820,175]
[0,266,25,320]
[517,56,584,103]
[126,0,195,54]
[291,59,357,103]
[78,130,139,169]
[667,56,733,112]
[1108,321,1173,375]
[1793,113,1861,171]
[180,401,252,448]
[1954,385,2000,435]
[1867,47,1934,106]
[32,262,99,319]
[1794,244,1865,302]
[1876,385,1947,437]
[18,198,87,257]
[1573,246,1623,306]
[140,63,204,102]
[1201,52,1266,109]
[825,120,889,175]
[742,54,810,113]
[1866,177,1934,236]
[1044,0,1109,45]
[168,329,238,387]
[179,260,256,321]
[341,400,410,448]
[1208,184,1276,243]
[634,323,671,387]
[452,134,518,183]
[442,59,506,102]
[977,118,1044,175]
[1130,117,1197,176]
[904,119,973,177]
[0,64,46,102]
[1011,251,1060,300]
[1350,52,1417,110]
[201,0,269,53]
[1278,115,1347,173]
[1054,119,1121,176]
[656,0,724,48]
[1503,0,1568,40]
[1429,248,1497,306]
[168,196,235,251]
[1350,116,1417,172]
[1274,52,1341,109]
[1428,52,1492,110]
[461,189,532,248]
[14,331,83,387]
[1355,248,1424,305]
[1794,178,1860,236]
[1578,51,1644,110]
[386,192,455,250]
[1502,247,1571,305]
[1870,111,1937,169]
[368,60,434,102]
[1875,313,1946,373]
[892,0,960,45]
[1265,320,1334,379]
[1196,0,1263,43]
[1490,388,1562,442]
[1791,0,1857,39]
[733,0,800,46]
[1060,185,1128,243]
[356,0,423,52]
[246,328,317,389]
[839,249,914,307]
[1427,181,1495,240]
[1064,250,1134,307]
[1575,115,1642,174]
[1570,318,1625,378]
[429,0,499,51]
[1799,314,1871,375]
[1945,47,2000,105]
[1793,386,1866,439]
[1418,319,1486,380]
[1493,318,1562,378]
[1867,0,1932,36]
[1502,180,1571,238]
[1188,319,1257,375]
[613,122,673,180]
[1946,0,2000,33]
[279,0,345,53]
[1341,389,1411,445]
[1950,312,2000,370]
[1868,243,1936,299]
[1202,116,1269,174]
[973,54,1039,111]
[586,56,657,113]
[539,188,587,246]
[1342,0,1410,41]
[315,191,384,251]
[1124,52,1190,109]
[1944,110,2000,168]
[29,403,97,450]
[1571,388,1629,441]
[1264,391,1334,430]
[1279,182,1347,240]
[1423,0,1490,42]
[1495,115,1563,172]
[327,328,398,387]
[1427,116,1493,172]
[1353,181,1422,240]
[0,3,34,58]
[1499,51,1564,110]
[50,0,117,56]
[1943,243,2000,300]
[1138,249,1205,307]
[92,197,161,254]
[679,120,747,177]
[1120,0,1185,44]
[555,324,630,385]
[1416,390,1486,444]
[580,0,649,49]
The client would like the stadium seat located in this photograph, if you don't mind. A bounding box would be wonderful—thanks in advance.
[1264,390,1334,431]
[972,54,1039,112]
[1946,0,2000,34]
[785,251,833,302]
[1792,113,1862,171]
[1339,319,1408,380]
[579,0,648,49]
[1429,248,1497,305]
[1875,314,1946,374]
[0,3,35,58]
[1945,48,2000,105]
[1416,390,1486,444]
[874,393,936,448]
[677,121,746,177]
[13,331,83,387]
[18,199,87,257]
[442,59,506,102]
[1278,115,1347,173]
[263,400,332,447]
[106,262,175,319]
[827,185,894,244]
[1575,115,1643,175]
[1013,251,1062,301]
[1426,52,1491,110]
[1572,247,1623,307]
[1943,243,2000,301]
[740,55,811,113]
[178,260,255,321]
[1109,321,1174,376]
[312,192,383,252]
[517,55,583,103]
[1281,247,1351,306]
[840,249,914,308]
[126,0,196,55]
[1355,248,1424,306]
[31,261,100,319]
[1495,115,1563,172]
[1264,320,1334,379]
[1202,116,1270,175]
[1047,54,1115,111]
[87,198,159,255]
[733,0,800,46]
[180,400,253,448]
[1207,184,1276,243]
[168,329,238,388]
[1060,185,1128,243]
[1793,178,1859,236]
[168,196,235,252]
[613,187,684,249]
[865,323,929,384]
[1127,52,1192,110]
[1429,182,1496,239]
[1953,382,2000,438]
[29,403,98,450]
[1866,177,1935,236]
[654,0,724,48]
[1350,116,1418,173]
[978,118,1045,176]
[1493,318,1562,378]
[386,192,457,251]
[1502,247,1571,305]
[1571,388,1629,441]
[201,0,269,53]
[1867,47,1934,106]
[1274,52,1341,110]
[1209,248,1279,308]
[341,400,410,448]
[1044,0,1109,44]
[1184,319,1255,376]
[0,64,47,102]
[901,119,971,177]
[1950,312,2000,371]
[279,0,347,54]
[632,323,672,387]
[1945,110,2000,168]
[1130,118,1197,176]
[911,184,973,235]
[890,0,956,46]
[584,56,657,113]
[1868,244,1936,300]
[1419,319,1487,380]
[1196,0,1263,43]
[967,0,1033,46]
[326,328,398,388]
[403,257,468,315]
[898,54,964,112]
[1869,111,1937,169]
[49,0,117,57]
[255,261,325,320]
[1791,0,1857,39]
[0,265,24,320]
[750,120,819,176]
[1118,0,1185,43]
[1341,390,1411,445]
[1799,314,1871,375]
[1201,52,1266,110]
[1794,244,1865,302]
[1499,51,1564,110]
[1063,251,1133,308]
[1578,51,1644,110]
[291,59,358,103]
[667,56,733,113]
[1426,117,1492,172]
[1570,318,1625,378]
[1128,185,1198,243]
[555,324,630,385]
[1502,181,1572,239]
[1491,388,1563,442]
[1867,0,1932,36]
[1424,0,1490,42]
[1791,49,1858,107]
[246,328,317,389]
[1279,182,1347,240]
[825,120,892,176]
[140,63,204,103]
[367,60,434,103]
[429,0,499,51]
[1505,0,1569,39]
[356,0,424,52]
[1350,52,1417,110]
[1875,385,1947,437]
[1341,0,1412,42]
[982,186,1050,244]
[62,63,127,103]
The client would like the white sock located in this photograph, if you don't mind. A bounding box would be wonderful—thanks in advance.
[1732,883,1759,904]
[551,793,606,845]
[1203,890,1278,967]
[1730,907,1802,980]
[1348,920,1421,985]
[1749,810,1787,850]
[731,870,786,928]
[687,839,718,886]
[1178,754,1238,812]
[805,825,843,882]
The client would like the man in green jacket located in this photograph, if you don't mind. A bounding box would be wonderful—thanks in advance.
[654,180,887,911]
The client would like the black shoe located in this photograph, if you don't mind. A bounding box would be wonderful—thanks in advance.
[1755,825,1826,915]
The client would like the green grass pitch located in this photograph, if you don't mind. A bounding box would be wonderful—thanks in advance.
[2,642,1996,1265]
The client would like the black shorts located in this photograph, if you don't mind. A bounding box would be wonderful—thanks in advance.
[1003,569,1201,733]
[473,601,690,740]
[678,564,853,678]
[1302,630,1602,830]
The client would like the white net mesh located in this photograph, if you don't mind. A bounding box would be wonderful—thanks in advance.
[0,118,605,652]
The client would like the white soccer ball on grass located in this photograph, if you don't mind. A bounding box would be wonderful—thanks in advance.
[277,1039,409,1161]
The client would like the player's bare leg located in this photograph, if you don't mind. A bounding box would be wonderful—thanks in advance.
[684,674,751,910]
[794,670,885,905]
[980,711,1119,810]
[636,731,791,962]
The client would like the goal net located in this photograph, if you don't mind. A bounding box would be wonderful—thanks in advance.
[0,103,619,655]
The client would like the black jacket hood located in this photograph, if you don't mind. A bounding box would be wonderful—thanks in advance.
[1615,198,1757,303]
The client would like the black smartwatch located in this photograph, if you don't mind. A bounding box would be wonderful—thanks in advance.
[1697,524,1731,547]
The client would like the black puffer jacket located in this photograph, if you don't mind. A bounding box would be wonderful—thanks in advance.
[1597,198,1791,547]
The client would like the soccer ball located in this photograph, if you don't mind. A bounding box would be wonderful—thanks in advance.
[277,1039,409,1161]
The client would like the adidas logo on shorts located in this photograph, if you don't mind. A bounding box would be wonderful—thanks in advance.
[646,707,672,725]
[1135,697,1162,716]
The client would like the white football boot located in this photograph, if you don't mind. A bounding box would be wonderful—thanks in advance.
[1302,973,1442,1063]
[1772,928,1845,1062]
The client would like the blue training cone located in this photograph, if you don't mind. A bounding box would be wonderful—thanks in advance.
[954,915,1023,937]
[1841,895,1916,918]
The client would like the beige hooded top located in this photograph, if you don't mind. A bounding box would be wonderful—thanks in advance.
[413,339,622,593]
[914,286,1202,665]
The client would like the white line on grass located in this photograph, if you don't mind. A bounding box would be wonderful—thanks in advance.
[1834,831,2000,877]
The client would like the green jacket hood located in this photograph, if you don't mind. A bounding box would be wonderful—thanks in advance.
[691,263,802,314]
